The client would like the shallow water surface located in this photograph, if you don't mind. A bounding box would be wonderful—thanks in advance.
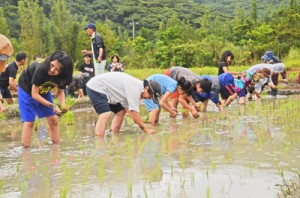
[0,97,299,198]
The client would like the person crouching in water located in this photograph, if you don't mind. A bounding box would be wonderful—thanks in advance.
[235,68,271,102]
[66,73,90,98]
[86,72,161,136]
[193,73,241,111]
[18,51,73,148]
[164,66,212,118]
[144,74,193,126]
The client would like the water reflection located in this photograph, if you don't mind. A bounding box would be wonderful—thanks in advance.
[0,97,299,197]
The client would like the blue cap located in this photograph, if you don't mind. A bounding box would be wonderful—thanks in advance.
[83,22,96,30]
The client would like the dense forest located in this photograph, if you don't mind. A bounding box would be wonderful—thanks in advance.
[0,0,299,69]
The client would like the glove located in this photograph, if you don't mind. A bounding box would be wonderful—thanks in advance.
[270,87,278,96]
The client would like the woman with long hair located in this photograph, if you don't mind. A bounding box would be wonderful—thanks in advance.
[18,50,74,148]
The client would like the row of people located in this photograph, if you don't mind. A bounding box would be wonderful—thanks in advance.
[0,34,291,149]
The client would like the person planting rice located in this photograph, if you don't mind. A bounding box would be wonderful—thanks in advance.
[18,51,73,148]
[86,72,161,136]
[234,68,272,102]
[247,63,284,97]
[144,74,193,125]
[164,66,212,118]
[192,73,242,111]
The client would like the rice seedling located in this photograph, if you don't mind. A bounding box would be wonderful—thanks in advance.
[64,111,74,125]
[127,182,133,197]
[97,159,105,184]
[205,186,211,198]
[143,185,148,198]
[180,178,185,189]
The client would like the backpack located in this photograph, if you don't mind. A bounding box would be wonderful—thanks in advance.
[219,73,234,86]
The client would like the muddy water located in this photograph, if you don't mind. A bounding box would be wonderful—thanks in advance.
[0,96,299,198]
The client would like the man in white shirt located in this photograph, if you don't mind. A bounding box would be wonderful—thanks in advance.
[86,72,161,136]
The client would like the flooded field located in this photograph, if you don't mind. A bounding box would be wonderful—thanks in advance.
[0,96,299,198]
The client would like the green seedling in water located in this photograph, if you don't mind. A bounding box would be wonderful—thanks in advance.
[191,173,195,186]
[211,162,216,171]
[64,111,74,125]
[97,159,105,184]
[180,179,185,189]
[109,189,112,198]
[167,183,171,197]
[143,185,148,198]
[206,169,209,180]
[206,186,211,198]
[60,186,68,198]
[171,161,174,178]
[127,182,133,196]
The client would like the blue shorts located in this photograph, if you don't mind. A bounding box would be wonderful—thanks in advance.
[86,87,124,114]
[238,88,247,97]
[144,98,160,111]
[0,88,12,98]
[18,87,55,122]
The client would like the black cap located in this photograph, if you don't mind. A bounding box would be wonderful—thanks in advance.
[147,80,162,104]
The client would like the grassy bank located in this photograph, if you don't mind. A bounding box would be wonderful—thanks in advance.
[125,66,300,82]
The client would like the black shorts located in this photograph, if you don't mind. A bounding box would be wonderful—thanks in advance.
[86,87,124,114]
[0,88,12,99]
[220,85,236,99]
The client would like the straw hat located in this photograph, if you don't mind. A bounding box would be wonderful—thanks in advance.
[0,34,14,72]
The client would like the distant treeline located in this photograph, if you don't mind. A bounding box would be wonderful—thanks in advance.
[0,0,299,69]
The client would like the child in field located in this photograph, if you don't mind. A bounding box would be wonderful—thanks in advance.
[192,73,241,111]
[236,68,271,102]
[144,74,193,125]
[18,51,74,148]
[164,66,212,118]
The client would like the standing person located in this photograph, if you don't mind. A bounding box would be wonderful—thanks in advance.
[0,34,14,112]
[86,72,161,136]
[0,34,14,72]
[0,52,27,104]
[18,51,74,148]
[79,54,94,78]
[107,55,124,72]
[81,22,106,76]
[218,50,237,75]
[164,66,212,118]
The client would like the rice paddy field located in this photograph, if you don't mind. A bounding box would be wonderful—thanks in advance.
[0,94,299,198]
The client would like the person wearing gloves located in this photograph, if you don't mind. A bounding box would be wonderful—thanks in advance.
[18,51,74,148]
[86,72,161,137]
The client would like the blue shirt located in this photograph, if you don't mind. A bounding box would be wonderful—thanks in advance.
[147,74,177,95]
